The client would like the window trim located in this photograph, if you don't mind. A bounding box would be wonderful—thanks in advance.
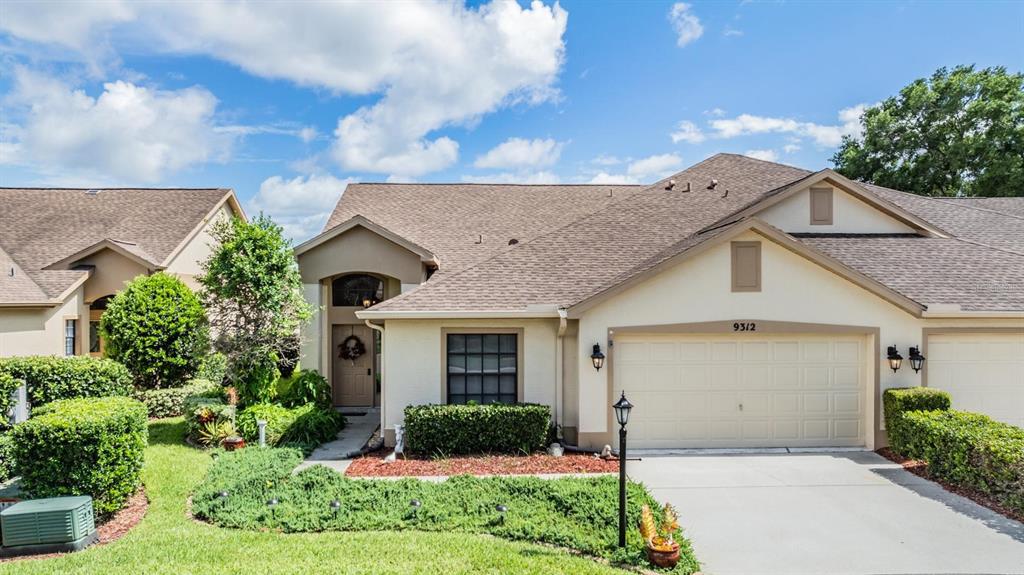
[809,186,834,225]
[730,241,762,292]
[440,327,524,404]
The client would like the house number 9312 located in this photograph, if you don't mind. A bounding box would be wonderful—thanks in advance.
[733,322,756,332]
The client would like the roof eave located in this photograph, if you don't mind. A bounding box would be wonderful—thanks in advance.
[356,309,563,320]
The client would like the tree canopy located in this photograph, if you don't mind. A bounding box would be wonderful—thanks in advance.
[832,65,1024,197]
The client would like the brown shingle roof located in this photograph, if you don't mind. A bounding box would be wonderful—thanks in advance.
[0,188,233,303]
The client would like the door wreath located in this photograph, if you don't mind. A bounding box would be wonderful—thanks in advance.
[339,335,366,362]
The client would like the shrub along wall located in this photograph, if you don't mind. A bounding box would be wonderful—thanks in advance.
[11,396,148,515]
[133,378,223,418]
[883,387,951,455]
[0,356,132,406]
[404,403,551,456]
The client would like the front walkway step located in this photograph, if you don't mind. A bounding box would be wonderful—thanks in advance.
[296,407,379,473]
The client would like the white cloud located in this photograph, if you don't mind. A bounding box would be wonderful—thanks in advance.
[704,108,726,117]
[668,3,704,47]
[2,68,230,183]
[1,1,569,179]
[744,149,778,162]
[708,104,868,147]
[670,120,705,144]
[591,154,622,166]
[250,173,353,241]
[474,137,565,169]
[723,25,744,37]
[461,171,561,184]
[588,153,684,184]
[783,141,802,154]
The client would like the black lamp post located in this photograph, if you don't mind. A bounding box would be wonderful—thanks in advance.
[612,391,633,548]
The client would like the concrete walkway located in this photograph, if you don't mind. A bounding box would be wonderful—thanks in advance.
[296,408,379,473]
[629,451,1024,575]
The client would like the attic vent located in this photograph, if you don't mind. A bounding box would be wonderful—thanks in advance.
[85,189,100,196]
[508,239,519,246]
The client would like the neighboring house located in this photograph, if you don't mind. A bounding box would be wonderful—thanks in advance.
[0,188,244,358]
[294,153,1021,451]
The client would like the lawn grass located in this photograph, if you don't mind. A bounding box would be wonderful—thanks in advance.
[0,419,676,575]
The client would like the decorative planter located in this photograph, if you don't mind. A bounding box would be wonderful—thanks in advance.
[222,436,246,451]
[646,541,681,569]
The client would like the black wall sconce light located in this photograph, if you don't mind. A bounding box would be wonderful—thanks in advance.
[908,346,926,373]
[886,345,903,373]
[591,343,606,371]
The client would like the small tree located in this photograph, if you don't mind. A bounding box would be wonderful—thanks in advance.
[198,214,312,404]
[101,272,209,389]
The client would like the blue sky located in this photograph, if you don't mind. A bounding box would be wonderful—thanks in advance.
[1,1,1021,239]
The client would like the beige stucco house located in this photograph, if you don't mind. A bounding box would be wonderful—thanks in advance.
[298,153,1024,451]
[0,187,244,358]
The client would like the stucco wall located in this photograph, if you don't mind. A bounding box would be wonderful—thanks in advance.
[758,185,915,234]
[574,230,1023,447]
[165,204,233,289]
[0,287,86,357]
[78,249,150,303]
[297,226,424,285]
[381,318,560,434]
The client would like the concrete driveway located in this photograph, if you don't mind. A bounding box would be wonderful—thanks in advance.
[628,451,1024,575]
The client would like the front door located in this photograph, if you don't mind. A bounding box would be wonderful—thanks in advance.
[332,324,374,407]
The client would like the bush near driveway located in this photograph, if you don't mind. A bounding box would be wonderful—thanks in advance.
[404,403,551,456]
[11,396,147,515]
[193,447,699,573]
[901,410,1024,514]
[882,387,951,454]
[133,378,223,418]
[236,402,345,452]
[101,272,210,389]
[0,355,132,406]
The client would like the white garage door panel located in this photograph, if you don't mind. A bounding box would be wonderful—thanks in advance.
[928,333,1024,428]
[615,334,867,448]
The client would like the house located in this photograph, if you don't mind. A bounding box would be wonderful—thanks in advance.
[0,187,244,358]
[298,153,1024,451]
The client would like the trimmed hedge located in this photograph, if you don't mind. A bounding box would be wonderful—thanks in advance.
[236,403,345,450]
[11,396,147,515]
[0,355,132,406]
[0,371,22,431]
[133,378,223,418]
[404,403,551,456]
[901,410,1024,514]
[883,387,951,454]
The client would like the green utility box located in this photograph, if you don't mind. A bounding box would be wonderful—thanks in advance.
[0,496,97,557]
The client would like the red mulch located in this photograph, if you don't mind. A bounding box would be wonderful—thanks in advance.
[345,451,619,477]
[0,488,148,563]
[876,448,1024,524]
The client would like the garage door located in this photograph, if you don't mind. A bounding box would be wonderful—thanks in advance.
[614,333,867,448]
[927,332,1024,428]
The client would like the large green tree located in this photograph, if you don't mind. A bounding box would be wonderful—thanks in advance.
[832,65,1024,197]
[101,272,209,389]
[198,215,313,404]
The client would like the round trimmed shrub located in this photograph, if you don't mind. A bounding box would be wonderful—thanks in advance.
[11,396,148,515]
[101,272,209,389]
[0,355,132,406]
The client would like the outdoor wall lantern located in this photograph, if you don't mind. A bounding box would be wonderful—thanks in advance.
[612,391,633,548]
[362,297,374,309]
[886,345,903,373]
[591,343,606,371]
[908,346,926,373]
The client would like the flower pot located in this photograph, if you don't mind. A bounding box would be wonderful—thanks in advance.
[222,436,246,451]
[646,541,681,569]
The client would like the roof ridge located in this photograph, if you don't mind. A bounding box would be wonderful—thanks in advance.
[714,152,815,174]
[0,187,231,192]
[928,196,1024,222]
[346,182,646,188]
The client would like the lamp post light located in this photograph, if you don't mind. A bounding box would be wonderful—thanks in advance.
[612,392,633,548]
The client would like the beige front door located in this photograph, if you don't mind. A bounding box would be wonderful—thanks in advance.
[332,324,374,407]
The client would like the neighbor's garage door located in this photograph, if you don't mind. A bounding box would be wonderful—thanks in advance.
[927,332,1024,428]
[614,334,867,448]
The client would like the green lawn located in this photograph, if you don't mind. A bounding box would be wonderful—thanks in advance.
[0,420,649,575]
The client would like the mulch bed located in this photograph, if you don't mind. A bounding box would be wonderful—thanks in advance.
[345,451,619,477]
[0,488,148,563]
[876,448,1024,524]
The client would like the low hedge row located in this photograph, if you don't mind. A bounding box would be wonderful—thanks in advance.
[133,378,223,418]
[10,396,148,515]
[901,410,1024,514]
[883,387,951,454]
[404,403,551,456]
[236,402,346,451]
[191,447,700,573]
[0,356,132,406]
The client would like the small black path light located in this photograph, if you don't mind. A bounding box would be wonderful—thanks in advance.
[330,499,341,517]
[495,504,508,524]
[612,392,633,548]
[410,498,421,520]
[267,498,279,518]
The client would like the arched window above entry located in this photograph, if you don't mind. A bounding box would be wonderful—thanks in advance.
[90,295,113,310]
[332,274,384,307]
